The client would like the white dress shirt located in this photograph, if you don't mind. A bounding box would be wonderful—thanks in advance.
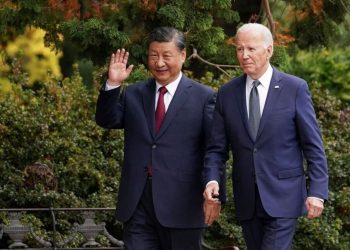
[154,72,182,112]
[245,64,273,117]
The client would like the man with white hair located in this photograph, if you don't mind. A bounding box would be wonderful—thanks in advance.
[203,23,328,249]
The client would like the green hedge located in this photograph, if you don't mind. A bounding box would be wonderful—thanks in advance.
[0,68,125,246]
[289,47,350,103]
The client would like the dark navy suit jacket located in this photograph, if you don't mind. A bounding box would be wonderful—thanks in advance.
[204,68,328,221]
[96,75,216,228]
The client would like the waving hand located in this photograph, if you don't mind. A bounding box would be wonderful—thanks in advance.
[108,48,134,86]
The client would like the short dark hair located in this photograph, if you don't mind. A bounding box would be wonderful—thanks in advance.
[147,27,186,51]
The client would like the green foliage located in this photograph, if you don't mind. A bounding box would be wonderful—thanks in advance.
[292,14,339,49]
[277,0,350,49]
[0,70,121,206]
[0,0,240,74]
[0,67,124,245]
[157,3,186,29]
[123,64,152,85]
[271,45,291,72]
[58,18,130,64]
[289,47,350,102]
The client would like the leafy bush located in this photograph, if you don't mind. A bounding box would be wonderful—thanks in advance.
[289,47,350,102]
[0,67,124,245]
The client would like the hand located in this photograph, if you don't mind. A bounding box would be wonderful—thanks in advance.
[108,48,134,85]
[305,197,324,219]
[203,182,220,203]
[203,200,221,225]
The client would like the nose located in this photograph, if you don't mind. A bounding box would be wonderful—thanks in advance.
[242,49,250,58]
[156,58,165,67]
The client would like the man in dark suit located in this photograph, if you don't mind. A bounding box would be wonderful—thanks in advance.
[203,23,328,250]
[96,27,216,250]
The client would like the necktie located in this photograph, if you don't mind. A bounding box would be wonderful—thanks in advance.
[155,86,167,133]
[248,80,261,141]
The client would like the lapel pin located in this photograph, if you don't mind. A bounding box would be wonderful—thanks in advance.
[274,85,280,89]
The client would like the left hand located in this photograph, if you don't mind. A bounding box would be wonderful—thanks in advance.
[305,197,324,219]
[203,200,221,225]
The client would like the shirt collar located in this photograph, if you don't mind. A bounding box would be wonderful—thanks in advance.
[246,64,273,90]
[155,72,182,96]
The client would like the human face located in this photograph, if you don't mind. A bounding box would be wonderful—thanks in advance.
[235,31,273,80]
[147,41,186,85]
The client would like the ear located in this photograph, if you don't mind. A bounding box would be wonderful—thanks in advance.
[267,45,273,58]
[180,49,186,63]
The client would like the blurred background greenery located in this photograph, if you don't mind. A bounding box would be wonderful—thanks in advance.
[0,1,349,249]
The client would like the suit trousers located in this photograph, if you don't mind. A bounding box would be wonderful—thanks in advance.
[122,177,203,250]
[240,185,297,250]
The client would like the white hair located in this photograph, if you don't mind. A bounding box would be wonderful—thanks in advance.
[236,23,273,49]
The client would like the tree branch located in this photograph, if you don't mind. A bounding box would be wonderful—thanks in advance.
[262,0,275,37]
[187,48,240,77]
[340,0,350,13]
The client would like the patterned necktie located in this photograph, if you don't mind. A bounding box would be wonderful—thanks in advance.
[155,86,167,133]
[248,80,261,141]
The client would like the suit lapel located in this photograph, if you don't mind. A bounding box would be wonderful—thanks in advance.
[155,76,191,138]
[256,68,284,140]
[142,79,156,139]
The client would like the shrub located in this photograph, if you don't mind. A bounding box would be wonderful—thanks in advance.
[0,67,124,245]
[289,47,350,102]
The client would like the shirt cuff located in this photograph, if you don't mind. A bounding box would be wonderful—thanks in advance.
[105,80,120,90]
[308,196,324,203]
[206,180,219,187]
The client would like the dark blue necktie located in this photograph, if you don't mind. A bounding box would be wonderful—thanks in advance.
[248,80,261,141]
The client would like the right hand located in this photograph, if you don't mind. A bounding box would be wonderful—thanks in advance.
[203,182,221,225]
[203,182,220,204]
[108,48,134,85]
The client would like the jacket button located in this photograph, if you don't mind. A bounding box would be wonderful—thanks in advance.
[152,144,157,149]
[253,148,257,153]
